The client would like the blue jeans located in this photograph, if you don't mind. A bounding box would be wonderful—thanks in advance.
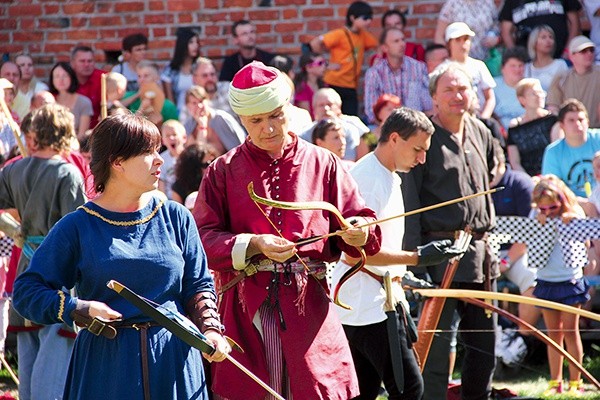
[18,325,74,400]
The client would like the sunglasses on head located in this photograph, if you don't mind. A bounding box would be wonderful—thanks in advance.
[538,204,561,212]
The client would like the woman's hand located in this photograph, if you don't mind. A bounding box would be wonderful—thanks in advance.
[536,212,547,225]
[561,212,579,224]
[202,330,231,363]
[86,300,122,321]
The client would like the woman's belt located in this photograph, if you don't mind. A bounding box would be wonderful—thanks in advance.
[71,313,160,339]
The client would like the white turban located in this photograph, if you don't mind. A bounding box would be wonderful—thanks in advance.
[228,61,292,116]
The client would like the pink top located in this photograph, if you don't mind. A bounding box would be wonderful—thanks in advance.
[294,81,316,119]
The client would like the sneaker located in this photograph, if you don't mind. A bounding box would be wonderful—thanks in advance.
[542,380,563,397]
[567,380,584,397]
[499,330,527,367]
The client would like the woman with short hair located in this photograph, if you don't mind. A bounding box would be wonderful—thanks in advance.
[13,113,230,399]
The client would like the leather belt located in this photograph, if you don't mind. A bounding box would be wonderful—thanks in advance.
[220,259,327,294]
[426,230,488,241]
[71,313,159,340]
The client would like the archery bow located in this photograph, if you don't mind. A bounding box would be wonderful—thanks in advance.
[247,182,366,310]
[107,280,286,400]
[413,230,472,371]
[450,296,600,390]
[413,288,600,323]
[295,187,504,247]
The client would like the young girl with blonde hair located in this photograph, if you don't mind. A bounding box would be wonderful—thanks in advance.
[532,175,590,396]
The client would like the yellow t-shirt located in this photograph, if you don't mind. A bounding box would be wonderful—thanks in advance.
[322,27,377,89]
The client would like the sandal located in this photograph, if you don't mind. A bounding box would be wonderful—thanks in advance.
[567,380,584,397]
[542,379,563,397]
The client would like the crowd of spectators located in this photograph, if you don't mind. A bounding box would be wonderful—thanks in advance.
[2,0,600,398]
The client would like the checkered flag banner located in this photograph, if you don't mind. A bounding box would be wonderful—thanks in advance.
[490,216,600,269]
[556,218,600,269]
[0,236,13,258]
[490,216,556,269]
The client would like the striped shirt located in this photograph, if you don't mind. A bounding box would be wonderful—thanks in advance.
[364,57,432,123]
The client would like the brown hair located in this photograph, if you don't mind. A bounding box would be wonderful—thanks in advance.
[30,104,75,153]
[558,98,588,123]
[89,113,161,193]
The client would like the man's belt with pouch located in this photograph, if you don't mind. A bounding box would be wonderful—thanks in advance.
[220,258,328,293]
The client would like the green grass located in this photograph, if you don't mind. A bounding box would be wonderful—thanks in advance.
[374,354,600,399]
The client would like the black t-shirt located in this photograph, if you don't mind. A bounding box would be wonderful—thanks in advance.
[218,48,275,81]
[499,0,582,57]
[506,114,557,176]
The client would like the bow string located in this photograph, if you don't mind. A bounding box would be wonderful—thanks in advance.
[247,182,366,309]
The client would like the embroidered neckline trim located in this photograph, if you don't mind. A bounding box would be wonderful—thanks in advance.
[79,200,165,226]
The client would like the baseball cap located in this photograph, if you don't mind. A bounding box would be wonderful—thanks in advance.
[0,78,14,90]
[569,35,595,54]
[445,22,476,42]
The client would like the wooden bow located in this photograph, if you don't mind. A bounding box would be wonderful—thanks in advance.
[0,94,27,157]
[295,187,504,247]
[247,182,366,309]
[413,289,600,323]
[413,230,472,371]
[414,289,600,390]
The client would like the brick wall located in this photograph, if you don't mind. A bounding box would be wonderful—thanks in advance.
[1,0,501,77]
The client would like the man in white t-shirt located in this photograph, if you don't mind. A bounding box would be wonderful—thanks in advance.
[331,107,465,399]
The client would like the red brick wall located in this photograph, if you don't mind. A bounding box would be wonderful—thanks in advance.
[1,0,512,77]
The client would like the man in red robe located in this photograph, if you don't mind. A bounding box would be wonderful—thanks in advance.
[194,61,381,400]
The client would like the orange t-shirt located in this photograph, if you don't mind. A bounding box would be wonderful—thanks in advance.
[322,27,377,89]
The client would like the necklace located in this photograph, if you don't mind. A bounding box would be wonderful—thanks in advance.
[79,199,165,226]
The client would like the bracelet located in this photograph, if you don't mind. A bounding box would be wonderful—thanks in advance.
[500,256,511,268]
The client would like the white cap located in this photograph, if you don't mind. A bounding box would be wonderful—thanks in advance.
[569,35,595,54]
[0,78,14,90]
[445,22,476,42]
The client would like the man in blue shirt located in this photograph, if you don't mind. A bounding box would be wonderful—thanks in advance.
[542,99,600,197]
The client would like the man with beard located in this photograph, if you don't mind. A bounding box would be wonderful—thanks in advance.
[218,20,275,82]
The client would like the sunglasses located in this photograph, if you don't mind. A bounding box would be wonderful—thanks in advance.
[308,59,327,67]
[538,204,561,212]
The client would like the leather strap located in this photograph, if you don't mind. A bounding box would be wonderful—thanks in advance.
[139,323,151,400]
[220,271,247,294]
[71,313,117,339]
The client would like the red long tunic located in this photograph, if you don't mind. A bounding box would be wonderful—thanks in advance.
[194,135,381,400]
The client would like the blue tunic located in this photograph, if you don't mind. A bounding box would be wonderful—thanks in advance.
[13,197,214,400]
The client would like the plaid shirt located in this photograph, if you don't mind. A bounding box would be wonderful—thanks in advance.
[364,57,432,123]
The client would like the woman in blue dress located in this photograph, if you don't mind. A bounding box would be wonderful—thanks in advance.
[13,113,230,399]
